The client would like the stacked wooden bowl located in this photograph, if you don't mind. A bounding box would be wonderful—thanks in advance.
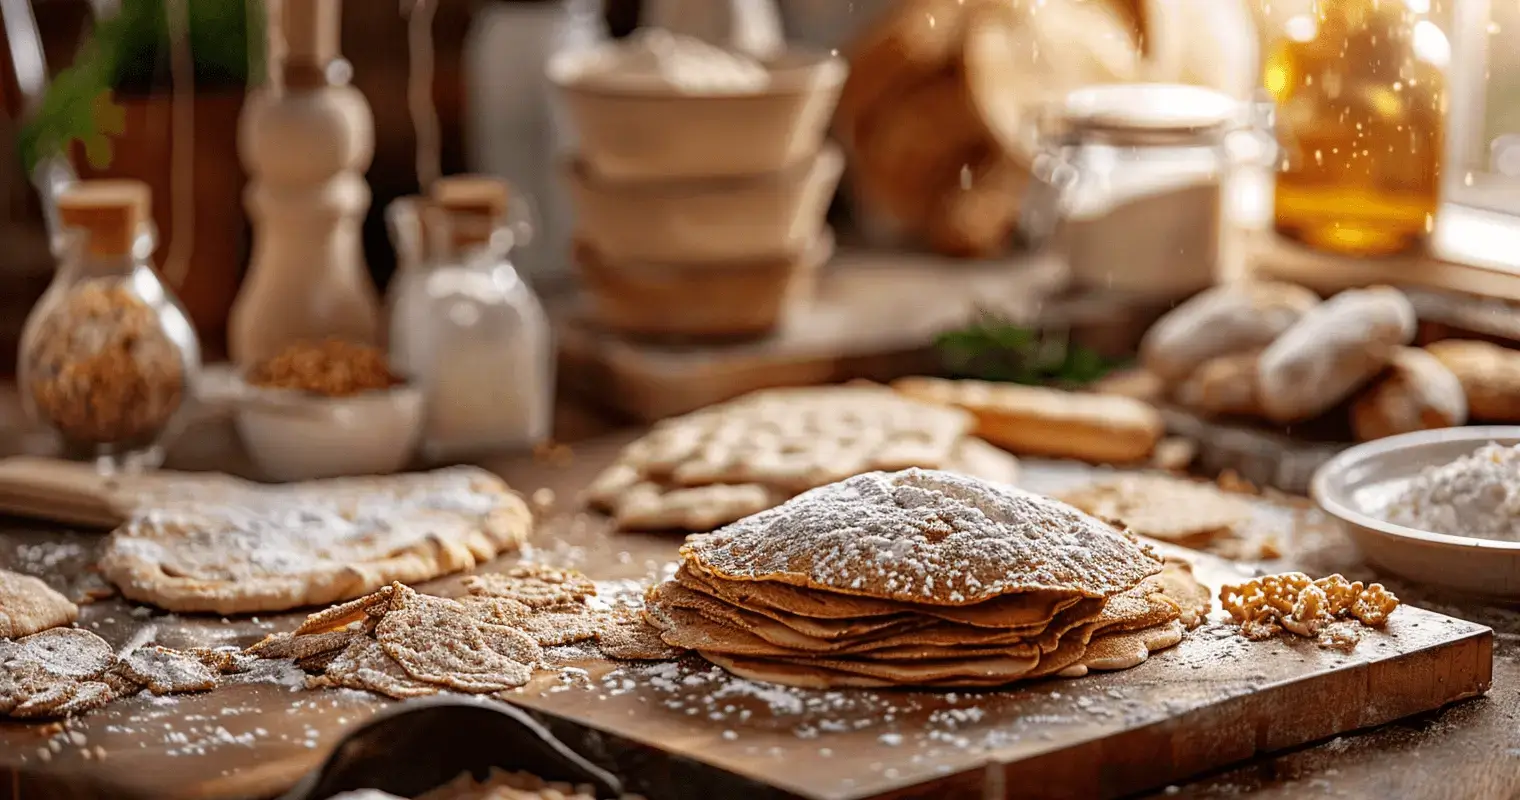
[551,36,848,341]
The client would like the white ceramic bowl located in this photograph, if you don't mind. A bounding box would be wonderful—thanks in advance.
[1310,426,1520,598]
[567,145,844,265]
[549,47,847,181]
[233,385,424,483]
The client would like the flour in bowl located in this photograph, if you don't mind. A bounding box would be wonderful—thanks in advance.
[565,29,771,95]
[1380,442,1520,540]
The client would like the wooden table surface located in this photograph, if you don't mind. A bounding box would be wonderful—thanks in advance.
[1,392,1519,800]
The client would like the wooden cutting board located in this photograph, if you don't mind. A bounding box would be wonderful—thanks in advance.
[0,437,1493,800]
[552,249,1072,424]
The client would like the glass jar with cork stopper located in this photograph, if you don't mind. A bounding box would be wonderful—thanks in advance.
[386,175,551,463]
[18,180,202,471]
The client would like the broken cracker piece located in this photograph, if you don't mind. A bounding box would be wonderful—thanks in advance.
[377,592,540,693]
[462,565,597,609]
[597,614,685,662]
[245,628,364,661]
[324,638,438,700]
[295,586,397,635]
[120,646,218,694]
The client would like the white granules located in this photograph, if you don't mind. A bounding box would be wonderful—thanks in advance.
[1380,443,1520,540]
[569,29,770,95]
[684,469,1161,603]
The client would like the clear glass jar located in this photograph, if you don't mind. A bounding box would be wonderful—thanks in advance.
[1264,0,1449,257]
[18,223,201,471]
[1029,83,1249,301]
[386,195,553,464]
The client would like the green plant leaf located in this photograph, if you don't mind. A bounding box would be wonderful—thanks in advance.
[94,92,126,136]
[934,314,1119,387]
[17,0,263,174]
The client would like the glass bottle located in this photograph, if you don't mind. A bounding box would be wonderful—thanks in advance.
[386,177,553,464]
[18,180,201,472]
[464,0,606,280]
[1265,0,1449,257]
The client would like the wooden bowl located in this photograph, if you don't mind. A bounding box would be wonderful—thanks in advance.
[573,229,833,342]
[566,145,843,265]
[549,47,847,181]
[1311,426,1520,598]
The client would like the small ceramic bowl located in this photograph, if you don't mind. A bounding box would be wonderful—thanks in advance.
[232,383,424,483]
[567,144,843,265]
[574,228,833,341]
[1310,426,1520,598]
[548,46,847,181]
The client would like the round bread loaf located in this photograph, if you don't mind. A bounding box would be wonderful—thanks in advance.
[1172,350,1263,417]
[1256,286,1417,423]
[1351,347,1468,442]
[1425,339,1520,422]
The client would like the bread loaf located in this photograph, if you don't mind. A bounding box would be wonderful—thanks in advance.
[1140,282,1320,381]
[1350,347,1467,442]
[892,377,1163,464]
[1173,351,1263,417]
[1256,286,1417,423]
[1425,339,1520,421]
[834,0,978,147]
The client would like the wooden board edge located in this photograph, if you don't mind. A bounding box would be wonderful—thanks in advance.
[997,625,1494,800]
[498,625,1491,800]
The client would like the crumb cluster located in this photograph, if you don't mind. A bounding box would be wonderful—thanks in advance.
[1220,572,1399,643]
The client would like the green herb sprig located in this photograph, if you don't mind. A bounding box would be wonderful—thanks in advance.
[935,313,1120,387]
[17,0,264,175]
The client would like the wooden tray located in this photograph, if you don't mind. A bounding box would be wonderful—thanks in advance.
[0,436,1493,800]
[553,249,1068,423]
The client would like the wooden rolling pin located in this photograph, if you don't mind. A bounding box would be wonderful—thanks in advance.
[0,456,239,528]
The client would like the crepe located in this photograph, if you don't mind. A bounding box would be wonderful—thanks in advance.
[645,468,1202,690]
[98,468,532,614]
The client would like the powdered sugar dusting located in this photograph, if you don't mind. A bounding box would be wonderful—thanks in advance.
[685,469,1160,603]
[1378,443,1520,540]
[97,468,531,613]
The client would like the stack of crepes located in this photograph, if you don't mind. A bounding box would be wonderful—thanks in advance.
[645,469,1210,688]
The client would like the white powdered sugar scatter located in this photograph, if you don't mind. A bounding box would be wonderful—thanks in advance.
[686,469,1159,603]
[1379,443,1520,540]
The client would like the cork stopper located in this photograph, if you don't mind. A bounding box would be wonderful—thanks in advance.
[280,0,342,70]
[56,180,152,257]
[431,175,510,249]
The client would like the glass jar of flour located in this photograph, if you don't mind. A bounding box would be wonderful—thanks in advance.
[1028,83,1256,303]
[386,176,552,463]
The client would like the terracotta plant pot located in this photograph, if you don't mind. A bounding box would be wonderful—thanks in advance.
[76,90,249,359]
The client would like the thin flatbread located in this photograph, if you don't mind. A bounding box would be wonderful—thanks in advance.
[99,468,532,615]
[0,570,78,639]
[1060,475,1252,543]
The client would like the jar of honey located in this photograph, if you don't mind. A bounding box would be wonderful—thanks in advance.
[1265,0,1449,257]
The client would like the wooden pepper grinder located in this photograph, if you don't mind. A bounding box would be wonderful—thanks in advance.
[228,0,381,368]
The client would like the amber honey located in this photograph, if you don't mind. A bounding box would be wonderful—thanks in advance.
[1264,0,1447,257]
